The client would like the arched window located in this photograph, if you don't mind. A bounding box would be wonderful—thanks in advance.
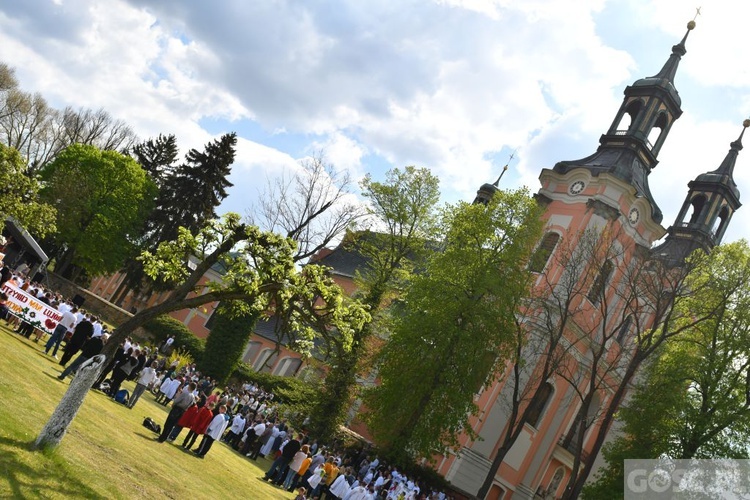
[272,357,303,377]
[713,206,730,238]
[547,468,565,499]
[588,260,614,305]
[529,233,560,273]
[616,315,633,344]
[253,348,277,372]
[527,382,554,428]
[563,393,601,451]
[647,113,668,150]
[687,195,706,224]
[616,100,642,133]
[243,341,262,364]
[259,351,280,373]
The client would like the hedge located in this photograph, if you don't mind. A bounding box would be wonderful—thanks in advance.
[141,315,206,360]
[230,362,319,427]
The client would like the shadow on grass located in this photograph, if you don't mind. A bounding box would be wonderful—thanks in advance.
[0,435,106,499]
[42,371,65,382]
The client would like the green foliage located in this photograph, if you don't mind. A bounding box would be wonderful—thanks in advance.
[149,133,237,247]
[140,213,370,359]
[167,347,195,373]
[40,143,156,277]
[200,307,261,384]
[364,188,544,460]
[308,166,441,442]
[583,241,750,499]
[230,362,319,428]
[0,143,56,237]
[141,315,205,360]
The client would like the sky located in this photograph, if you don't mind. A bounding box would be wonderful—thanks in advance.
[2,0,750,243]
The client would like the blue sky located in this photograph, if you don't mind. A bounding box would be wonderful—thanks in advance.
[2,0,750,243]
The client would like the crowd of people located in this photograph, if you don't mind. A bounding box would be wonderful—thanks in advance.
[1,263,450,500]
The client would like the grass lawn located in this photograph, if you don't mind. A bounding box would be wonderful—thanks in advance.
[0,324,295,499]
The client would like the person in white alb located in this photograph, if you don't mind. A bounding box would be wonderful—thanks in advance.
[92,319,103,338]
[222,410,246,448]
[193,404,228,458]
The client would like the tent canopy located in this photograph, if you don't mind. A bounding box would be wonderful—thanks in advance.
[4,217,48,264]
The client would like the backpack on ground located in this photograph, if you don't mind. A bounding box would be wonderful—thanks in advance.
[114,389,129,405]
[142,417,161,434]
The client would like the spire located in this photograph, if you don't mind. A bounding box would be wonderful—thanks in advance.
[714,119,749,176]
[693,119,748,200]
[652,118,746,267]
[651,20,695,84]
[473,151,515,204]
[492,152,514,187]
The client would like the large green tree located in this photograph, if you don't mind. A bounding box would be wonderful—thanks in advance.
[110,134,181,305]
[160,132,237,242]
[0,143,56,237]
[37,213,369,448]
[583,241,750,499]
[40,143,156,278]
[307,166,441,441]
[365,188,543,460]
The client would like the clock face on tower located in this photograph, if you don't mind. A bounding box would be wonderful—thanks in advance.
[569,181,585,195]
[629,207,640,225]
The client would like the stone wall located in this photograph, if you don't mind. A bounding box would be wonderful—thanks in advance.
[46,273,133,327]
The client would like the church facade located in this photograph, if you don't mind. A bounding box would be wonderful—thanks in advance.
[439,20,745,499]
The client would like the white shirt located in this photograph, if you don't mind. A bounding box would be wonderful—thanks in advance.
[329,474,351,499]
[164,378,181,399]
[93,321,103,337]
[205,413,229,440]
[344,485,373,500]
[253,422,267,437]
[138,367,157,386]
[230,415,245,434]
[60,310,77,331]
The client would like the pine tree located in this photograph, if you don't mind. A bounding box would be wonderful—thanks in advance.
[168,132,236,239]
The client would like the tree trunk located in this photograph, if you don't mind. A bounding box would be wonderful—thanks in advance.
[35,354,106,449]
[562,356,641,500]
[54,248,75,277]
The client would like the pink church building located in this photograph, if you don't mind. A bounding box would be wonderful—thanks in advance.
[436,20,745,499]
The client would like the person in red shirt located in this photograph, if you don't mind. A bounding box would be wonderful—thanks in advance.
[182,398,213,451]
[167,398,201,441]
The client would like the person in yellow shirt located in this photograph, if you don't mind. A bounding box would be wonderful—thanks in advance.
[285,449,312,492]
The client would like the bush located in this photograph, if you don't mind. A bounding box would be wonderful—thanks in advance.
[141,315,205,360]
[230,362,319,428]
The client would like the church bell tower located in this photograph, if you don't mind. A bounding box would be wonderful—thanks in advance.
[653,120,747,266]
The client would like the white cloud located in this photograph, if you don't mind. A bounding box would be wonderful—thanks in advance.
[1,0,749,243]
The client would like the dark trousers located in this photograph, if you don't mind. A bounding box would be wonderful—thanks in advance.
[59,342,83,366]
[158,406,185,442]
[94,359,117,388]
[195,435,215,457]
[249,439,266,459]
[108,369,129,397]
[182,429,200,449]
[168,425,184,441]
[265,455,292,481]
[240,432,257,454]
[18,321,34,337]
[58,353,91,379]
